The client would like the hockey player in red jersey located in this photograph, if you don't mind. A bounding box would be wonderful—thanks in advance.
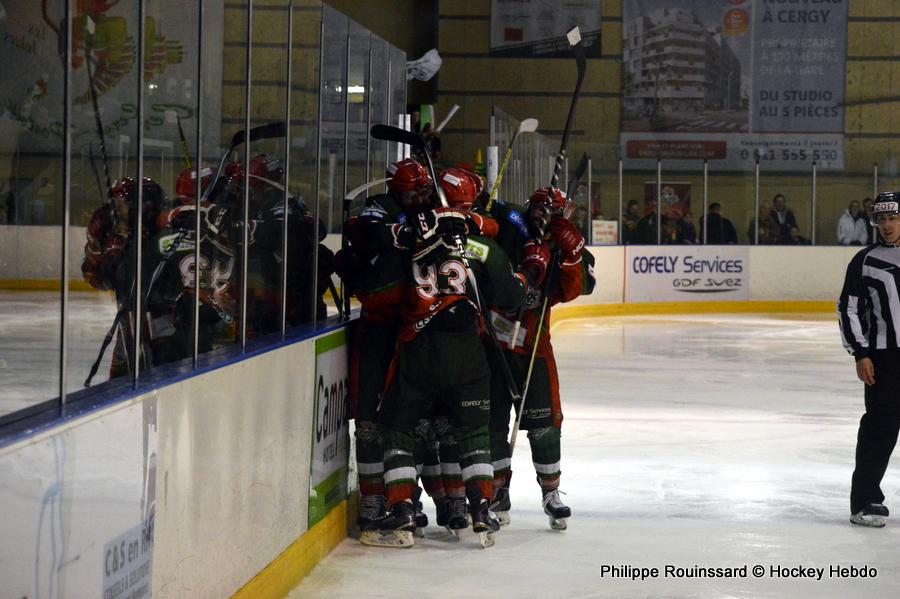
[364,166,551,548]
[82,176,166,379]
[488,186,596,530]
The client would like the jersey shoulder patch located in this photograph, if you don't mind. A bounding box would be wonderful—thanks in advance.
[462,238,490,263]
[507,209,529,238]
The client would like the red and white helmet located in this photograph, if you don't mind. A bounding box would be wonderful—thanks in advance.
[387,158,431,192]
[175,166,214,197]
[248,154,284,190]
[529,186,572,219]
[437,167,479,211]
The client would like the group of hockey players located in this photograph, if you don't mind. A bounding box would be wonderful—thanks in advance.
[82,154,333,380]
[339,157,596,548]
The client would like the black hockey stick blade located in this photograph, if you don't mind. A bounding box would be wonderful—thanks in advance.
[229,121,287,150]
[370,124,426,151]
[566,153,589,199]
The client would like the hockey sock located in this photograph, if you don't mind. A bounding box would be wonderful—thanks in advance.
[355,420,384,497]
[489,431,512,493]
[383,430,417,505]
[439,432,465,498]
[528,427,561,491]
[456,425,494,501]
[418,431,445,499]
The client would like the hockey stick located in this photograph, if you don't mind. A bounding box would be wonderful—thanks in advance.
[434,104,460,135]
[549,27,586,191]
[84,18,112,190]
[506,26,587,450]
[371,124,524,408]
[176,114,193,169]
[486,118,539,212]
[339,176,392,319]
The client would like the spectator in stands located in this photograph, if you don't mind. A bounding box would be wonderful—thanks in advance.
[748,200,778,245]
[837,199,868,245]
[636,205,659,244]
[769,193,799,244]
[700,202,737,244]
[785,226,811,245]
[677,211,698,244]
[572,204,589,239]
[622,200,641,244]
[862,197,877,244]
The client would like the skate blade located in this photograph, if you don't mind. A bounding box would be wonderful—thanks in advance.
[478,530,496,548]
[359,529,415,547]
[850,514,886,528]
[494,510,511,526]
[549,516,568,531]
[444,526,461,539]
[414,527,426,538]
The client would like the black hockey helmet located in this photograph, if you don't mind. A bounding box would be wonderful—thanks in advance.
[870,191,900,226]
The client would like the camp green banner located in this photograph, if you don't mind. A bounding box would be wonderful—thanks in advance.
[308,329,350,527]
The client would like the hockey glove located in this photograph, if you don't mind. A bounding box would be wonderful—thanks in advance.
[415,207,468,242]
[412,236,456,267]
[518,240,551,288]
[550,216,584,261]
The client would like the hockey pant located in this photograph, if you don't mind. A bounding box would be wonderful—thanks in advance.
[488,346,563,492]
[379,328,493,506]
[851,350,900,513]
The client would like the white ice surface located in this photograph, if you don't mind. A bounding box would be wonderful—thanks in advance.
[290,313,900,598]
[0,291,117,416]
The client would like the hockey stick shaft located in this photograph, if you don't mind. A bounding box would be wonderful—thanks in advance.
[176,115,192,169]
[486,143,515,212]
[84,27,112,189]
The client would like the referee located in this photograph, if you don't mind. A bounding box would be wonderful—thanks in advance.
[838,193,900,527]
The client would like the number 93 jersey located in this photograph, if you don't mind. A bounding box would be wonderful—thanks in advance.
[398,234,528,343]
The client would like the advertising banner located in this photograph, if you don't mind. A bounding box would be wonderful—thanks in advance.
[0,0,224,157]
[625,246,749,302]
[490,0,602,58]
[309,329,350,528]
[620,0,847,171]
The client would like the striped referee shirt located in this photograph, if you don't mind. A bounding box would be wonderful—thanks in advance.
[838,243,900,359]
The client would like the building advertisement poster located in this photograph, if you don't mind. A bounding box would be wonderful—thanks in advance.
[309,329,350,528]
[620,0,847,171]
[625,246,750,303]
[490,0,603,58]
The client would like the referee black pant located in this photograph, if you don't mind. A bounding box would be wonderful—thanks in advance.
[851,350,900,513]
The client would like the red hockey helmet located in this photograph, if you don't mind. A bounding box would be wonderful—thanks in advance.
[528,186,572,219]
[387,158,431,192]
[438,167,479,211]
[175,166,214,197]
[109,176,165,232]
[248,153,284,190]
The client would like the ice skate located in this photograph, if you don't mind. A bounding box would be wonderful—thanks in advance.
[542,488,571,531]
[490,487,511,526]
[434,496,450,528]
[359,500,416,548]
[469,497,500,548]
[850,503,889,528]
[446,496,468,537]
[356,494,385,530]
[413,486,428,538]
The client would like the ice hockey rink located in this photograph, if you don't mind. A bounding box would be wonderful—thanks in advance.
[290,312,899,599]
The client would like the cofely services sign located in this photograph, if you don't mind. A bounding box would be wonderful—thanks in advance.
[626,246,749,302]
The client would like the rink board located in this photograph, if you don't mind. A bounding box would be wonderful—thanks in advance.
[0,327,349,599]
